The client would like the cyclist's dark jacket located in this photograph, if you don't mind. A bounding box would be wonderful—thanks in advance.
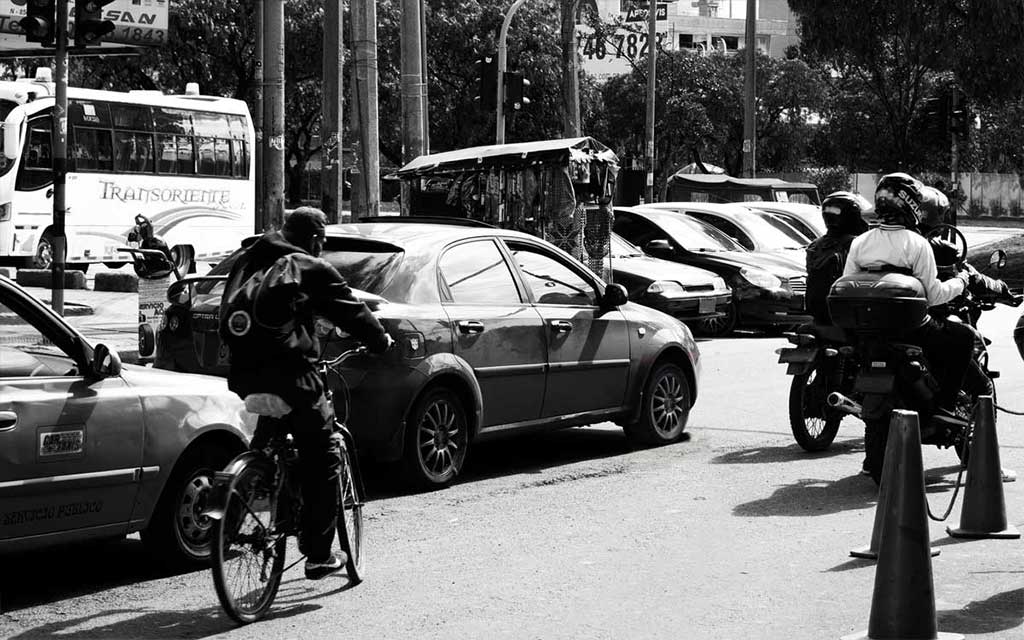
[220,230,388,406]
[805,233,858,324]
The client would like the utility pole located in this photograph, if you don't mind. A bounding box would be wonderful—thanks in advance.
[497,0,529,144]
[560,0,582,137]
[353,0,382,217]
[321,0,343,223]
[263,0,286,230]
[643,0,657,203]
[741,0,756,178]
[949,89,960,226]
[51,0,69,315]
[254,0,264,230]
[420,0,430,153]
[400,0,425,162]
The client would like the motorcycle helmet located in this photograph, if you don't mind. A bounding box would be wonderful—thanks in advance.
[919,185,950,231]
[874,172,925,228]
[820,191,872,235]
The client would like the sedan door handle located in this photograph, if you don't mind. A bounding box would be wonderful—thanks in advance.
[550,320,573,334]
[0,411,18,431]
[457,321,485,334]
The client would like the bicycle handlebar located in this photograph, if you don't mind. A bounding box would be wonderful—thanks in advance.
[319,345,368,369]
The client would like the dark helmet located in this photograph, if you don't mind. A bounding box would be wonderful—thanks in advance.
[820,191,872,235]
[874,172,925,228]
[918,185,950,230]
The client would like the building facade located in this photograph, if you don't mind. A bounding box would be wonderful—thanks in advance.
[577,0,800,81]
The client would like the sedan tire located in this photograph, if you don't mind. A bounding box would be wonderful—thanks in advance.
[625,362,691,446]
[694,301,737,337]
[403,386,469,489]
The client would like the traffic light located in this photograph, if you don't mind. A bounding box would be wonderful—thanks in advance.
[73,0,116,48]
[19,0,57,47]
[504,72,531,111]
[949,90,971,138]
[477,54,498,110]
[921,94,949,138]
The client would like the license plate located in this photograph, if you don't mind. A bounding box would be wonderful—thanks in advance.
[699,298,715,314]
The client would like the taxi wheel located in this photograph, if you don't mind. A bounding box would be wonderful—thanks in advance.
[143,447,229,565]
[625,362,691,446]
[402,386,469,489]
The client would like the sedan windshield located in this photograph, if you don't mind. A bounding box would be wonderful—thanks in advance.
[657,215,745,252]
[730,214,806,250]
[754,212,812,246]
[610,234,645,257]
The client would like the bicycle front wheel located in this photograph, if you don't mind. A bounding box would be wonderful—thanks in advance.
[337,438,364,583]
[211,458,286,624]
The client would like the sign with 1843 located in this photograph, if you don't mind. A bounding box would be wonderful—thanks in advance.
[0,0,169,49]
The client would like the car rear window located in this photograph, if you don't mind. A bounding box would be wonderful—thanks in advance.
[323,238,405,296]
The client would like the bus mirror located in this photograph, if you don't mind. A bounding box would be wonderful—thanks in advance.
[3,110,24,161]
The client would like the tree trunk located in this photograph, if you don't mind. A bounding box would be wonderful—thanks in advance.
[560,0,581,138]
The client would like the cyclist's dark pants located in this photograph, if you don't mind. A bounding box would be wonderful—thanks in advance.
[909,317,976,410]
[251,390,342,564]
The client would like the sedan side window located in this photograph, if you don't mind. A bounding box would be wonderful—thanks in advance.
[507,243,597,306]
[0,300,77,377]
[439,240,522,305]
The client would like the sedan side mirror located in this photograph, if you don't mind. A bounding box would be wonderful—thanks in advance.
[644,239,672,255]
[602,283,629,308]
[91,343,122,378]
[989,249,1007,271]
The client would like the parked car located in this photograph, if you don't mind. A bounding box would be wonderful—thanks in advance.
[612,207,810,336]
[744,202,825,240]
[642,202,808,264]
[155,221,702,488]
[0,275,253,563]
[663,173,821,205]
[609,232,732,323]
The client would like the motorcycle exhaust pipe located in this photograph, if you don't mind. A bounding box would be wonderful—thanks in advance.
[827,392,862,417]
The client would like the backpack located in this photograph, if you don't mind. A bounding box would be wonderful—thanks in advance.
[219,254,306,357]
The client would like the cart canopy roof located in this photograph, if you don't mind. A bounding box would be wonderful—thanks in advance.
[397,137,618,176]
[666,173,817,190]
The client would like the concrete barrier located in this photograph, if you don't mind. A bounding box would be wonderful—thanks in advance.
[15,268,88,290]
[0,266,15,279]
[94,271,139,293]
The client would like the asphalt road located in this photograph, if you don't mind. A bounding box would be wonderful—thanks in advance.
[1,305,1022,639]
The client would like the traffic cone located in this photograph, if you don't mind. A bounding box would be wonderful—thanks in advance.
[842,410,963,640]
[850,423,939,559]
[947,395,1020,539]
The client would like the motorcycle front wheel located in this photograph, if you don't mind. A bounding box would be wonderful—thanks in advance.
[788,366,843,452]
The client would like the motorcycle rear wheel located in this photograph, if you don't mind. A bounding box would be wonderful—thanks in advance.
[788,367,842,452]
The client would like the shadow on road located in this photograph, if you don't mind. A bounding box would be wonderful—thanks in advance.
[939,587,1024,636]
[5,602,318,639]
[733,474,877,517]
[711,439,863,465]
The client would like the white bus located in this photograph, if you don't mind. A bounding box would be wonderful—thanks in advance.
[0,71,255,270]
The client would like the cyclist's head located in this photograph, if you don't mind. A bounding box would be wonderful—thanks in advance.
[918,185,950,232]
[820,191,872,236]
[283,207,328,257]
[874,172,925,229]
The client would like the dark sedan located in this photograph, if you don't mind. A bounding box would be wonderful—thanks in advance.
[613,207,810,336]
[609,233,732,322]
[155,222,701,488]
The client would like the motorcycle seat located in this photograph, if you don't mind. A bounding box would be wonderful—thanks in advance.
[797,323,848,343]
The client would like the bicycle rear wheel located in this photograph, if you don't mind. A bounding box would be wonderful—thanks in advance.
[212,459,286,624]
[337,437,364,583]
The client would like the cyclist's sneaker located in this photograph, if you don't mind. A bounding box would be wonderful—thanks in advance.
[1003,467,1017,483]
[304,552,346,580]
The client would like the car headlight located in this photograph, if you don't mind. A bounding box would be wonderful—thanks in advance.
[711,277,728,291]
[739,268,782,289]
[646,280,687,297]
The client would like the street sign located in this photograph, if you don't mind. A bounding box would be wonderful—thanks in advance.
[625,3,667,22]
[0,0,167,49]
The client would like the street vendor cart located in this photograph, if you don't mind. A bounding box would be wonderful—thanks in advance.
[396,137,618,279]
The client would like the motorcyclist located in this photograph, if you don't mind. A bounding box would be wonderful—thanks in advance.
[843,173,975,431]
[805,191,872,325]
[219,207,392,580]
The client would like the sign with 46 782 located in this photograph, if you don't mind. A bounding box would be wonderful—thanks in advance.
[576,28,669,79]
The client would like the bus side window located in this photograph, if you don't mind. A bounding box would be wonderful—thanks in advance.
[16,117,53,191]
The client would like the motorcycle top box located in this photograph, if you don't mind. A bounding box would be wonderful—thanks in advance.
[827,272,928,332]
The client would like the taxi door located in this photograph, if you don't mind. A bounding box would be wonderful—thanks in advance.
[0,284,144,547]
[503,240,631,418]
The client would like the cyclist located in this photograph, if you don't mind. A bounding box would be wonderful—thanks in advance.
[219,206,392,580]
[843,173,975,429]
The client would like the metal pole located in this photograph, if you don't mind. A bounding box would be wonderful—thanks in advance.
[353,0,381,218]
[643,0,657,203]
[741,0,756,177]
[253,0,264,231]
[419,0,430,153]
[51,0,69,315]
[400,0,425,162]
[497,0,529,144]
[950,90,960,226]
[263,0,285,229]
[321,0,343,223]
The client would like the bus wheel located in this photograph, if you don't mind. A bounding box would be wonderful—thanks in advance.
[31,232,54,269]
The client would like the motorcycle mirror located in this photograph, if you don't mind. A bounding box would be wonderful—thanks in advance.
[989,249,1007,271]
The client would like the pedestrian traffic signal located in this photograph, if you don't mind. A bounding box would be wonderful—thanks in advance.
[73,0,116,48]
[477,54,498,110]
[19,0,57,47]
[504,72,530,111]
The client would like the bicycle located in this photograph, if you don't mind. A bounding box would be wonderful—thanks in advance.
[208,346,367,624]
